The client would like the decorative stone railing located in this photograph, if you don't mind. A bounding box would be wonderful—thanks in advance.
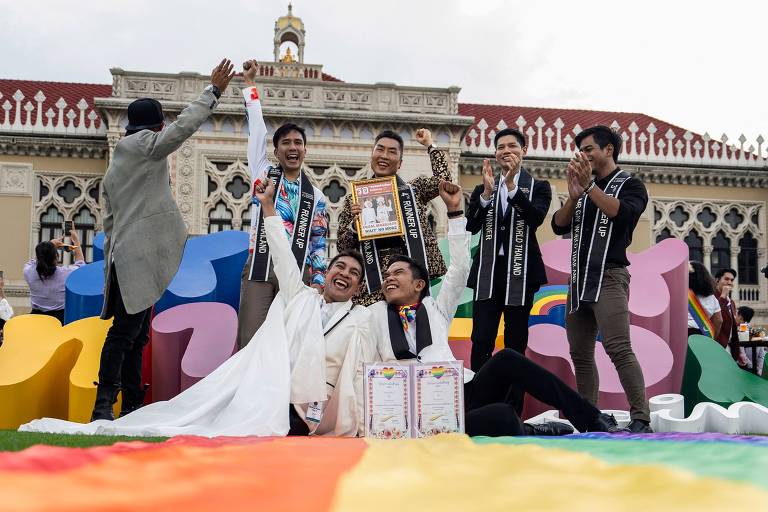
[108,69,462,117]
[462,116,768,169]
[250,62,325,81]
[0,90,105,136]
[739,284,761,303]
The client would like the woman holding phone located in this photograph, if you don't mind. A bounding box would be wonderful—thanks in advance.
[23,229,85,322]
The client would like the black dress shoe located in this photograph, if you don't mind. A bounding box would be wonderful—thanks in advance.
[622,419,653,433]
[587,413,620,433]
[524,421,574,436]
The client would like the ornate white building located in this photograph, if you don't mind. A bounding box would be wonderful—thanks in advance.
[1,5,767,320]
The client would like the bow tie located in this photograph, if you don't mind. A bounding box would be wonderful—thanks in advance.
[398,304,420,332]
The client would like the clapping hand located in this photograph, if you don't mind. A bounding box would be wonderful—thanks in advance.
[210,59,236,93]
[439,180,462,211]
[500,153,521,188]
[481,159,494,200]
[415,128,433,148]
[566,152,592,199]
[568,152,592,186]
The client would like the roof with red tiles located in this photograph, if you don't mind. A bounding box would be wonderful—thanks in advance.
[322,72,342,82]
[0,79,112,129]
[457,102,747,160]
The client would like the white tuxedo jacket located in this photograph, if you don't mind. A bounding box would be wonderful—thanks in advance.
[369,217,475,383]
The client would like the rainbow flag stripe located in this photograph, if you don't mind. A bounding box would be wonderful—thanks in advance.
[3,433,768,511]
[530,286,568,316]
[687,289,715,338]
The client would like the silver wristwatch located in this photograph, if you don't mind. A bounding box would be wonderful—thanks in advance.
[204,84,221,99]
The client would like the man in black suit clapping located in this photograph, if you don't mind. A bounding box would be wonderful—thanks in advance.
[466,128,552,372]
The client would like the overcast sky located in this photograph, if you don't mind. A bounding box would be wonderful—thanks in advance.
[4,0,766,146]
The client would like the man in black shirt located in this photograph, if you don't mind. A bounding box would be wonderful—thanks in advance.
[551,125,651,433]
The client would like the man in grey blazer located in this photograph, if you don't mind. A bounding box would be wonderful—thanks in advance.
[91,59,235,421]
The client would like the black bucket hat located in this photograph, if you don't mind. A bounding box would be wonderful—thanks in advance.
[126,98,164,131]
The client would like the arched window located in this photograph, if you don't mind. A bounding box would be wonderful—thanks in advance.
[684,230,703,263]
[655,228,672,243]
[710,231,731,276]
[73,207,96,262]
[322,180,346,204]
[738,232,758,284]
[240,208,251,232]
[208,202,233,233]
[39,206,65,262]
[39,206,64,243]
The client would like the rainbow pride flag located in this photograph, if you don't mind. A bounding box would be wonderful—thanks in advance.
[3,433,768,511]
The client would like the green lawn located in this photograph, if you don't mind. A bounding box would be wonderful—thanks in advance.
[0,430,167,452]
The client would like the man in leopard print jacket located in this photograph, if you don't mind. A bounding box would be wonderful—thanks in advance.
[337,128,451,306]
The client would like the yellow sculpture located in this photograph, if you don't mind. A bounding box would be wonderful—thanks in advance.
[0,314,117,428]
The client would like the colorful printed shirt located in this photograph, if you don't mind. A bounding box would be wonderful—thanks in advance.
[243,86,328,285]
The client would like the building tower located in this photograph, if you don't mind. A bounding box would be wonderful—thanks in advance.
[273,3,305,64]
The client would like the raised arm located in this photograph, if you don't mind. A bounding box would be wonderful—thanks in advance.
[434,182,470,321]
[143,59,234,160]
[242,59,271,182]
[336,195,359,253]
[411,128,451,203]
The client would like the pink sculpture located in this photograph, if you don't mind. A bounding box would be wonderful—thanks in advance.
[150,302,238,401]
[521,237,688,417]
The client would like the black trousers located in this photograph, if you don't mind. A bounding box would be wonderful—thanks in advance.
[97,269,151,409]
[464,349,601,437]
[471,263,535,371]
[31,308,65,323]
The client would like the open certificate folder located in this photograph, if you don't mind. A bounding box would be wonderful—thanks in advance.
[364,364,411,439]
[413,362,464,437]
[363,361,465,439]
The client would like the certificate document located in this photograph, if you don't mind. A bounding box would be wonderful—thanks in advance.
[412,361,464,437]
[364,363,411,439]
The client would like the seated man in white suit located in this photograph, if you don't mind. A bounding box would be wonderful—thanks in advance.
[254,177,376,436]
[369,180,619,436]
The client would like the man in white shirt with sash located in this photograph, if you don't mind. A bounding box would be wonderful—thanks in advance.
[370,181,619,436]
[552,125,651,433]
[237,60,329,349]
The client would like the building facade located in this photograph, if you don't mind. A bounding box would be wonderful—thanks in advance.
[2,6,767,320]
